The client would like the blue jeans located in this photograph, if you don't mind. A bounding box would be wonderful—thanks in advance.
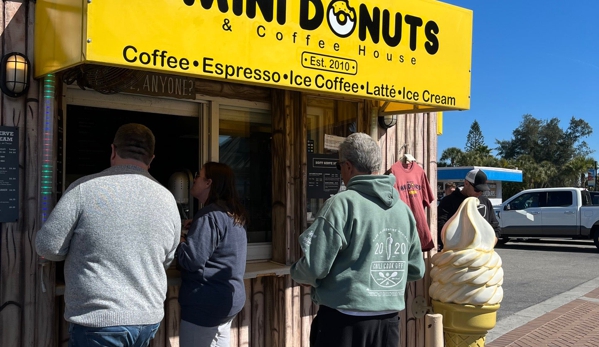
[68,322,160,347]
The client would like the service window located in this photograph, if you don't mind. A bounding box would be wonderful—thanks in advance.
[65,105,199,191]
[306,97,358,220]
[218,106,272,244]
[62,88,273,262]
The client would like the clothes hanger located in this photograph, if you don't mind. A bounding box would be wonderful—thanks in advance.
[403,153,416,163]
[400,144,416,163]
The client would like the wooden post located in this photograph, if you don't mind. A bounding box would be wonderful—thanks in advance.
[250,277,265,347]
[1,3,42,347]
[425,313,444,347]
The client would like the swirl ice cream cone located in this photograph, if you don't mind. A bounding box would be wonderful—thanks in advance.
[431,300,499,347]
[430,197,503,347]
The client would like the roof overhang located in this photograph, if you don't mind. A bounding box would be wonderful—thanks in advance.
[438,166,523,182]
[35,0,473,112]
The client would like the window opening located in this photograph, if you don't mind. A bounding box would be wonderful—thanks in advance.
[219,107,272,243]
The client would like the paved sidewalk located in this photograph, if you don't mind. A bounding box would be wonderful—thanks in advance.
[485,276,599,346]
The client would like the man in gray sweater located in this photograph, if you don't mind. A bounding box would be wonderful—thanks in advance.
[36,123,181,347]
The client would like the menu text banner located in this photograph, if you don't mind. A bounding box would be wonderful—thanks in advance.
[49,0,473,108]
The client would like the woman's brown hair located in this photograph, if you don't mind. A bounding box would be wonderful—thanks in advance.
[203,162,247,226]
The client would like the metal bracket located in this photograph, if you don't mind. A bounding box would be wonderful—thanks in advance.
[412,296,431,319]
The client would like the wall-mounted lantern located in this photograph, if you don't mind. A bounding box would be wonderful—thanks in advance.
[378,114,397,129]
[0,52,31,98]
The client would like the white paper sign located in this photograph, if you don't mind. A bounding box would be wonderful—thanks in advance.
[324,134,346,151]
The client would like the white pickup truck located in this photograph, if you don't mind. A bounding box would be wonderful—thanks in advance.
[496,187,599,248]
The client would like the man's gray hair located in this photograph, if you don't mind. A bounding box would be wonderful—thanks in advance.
[339,133,381,174]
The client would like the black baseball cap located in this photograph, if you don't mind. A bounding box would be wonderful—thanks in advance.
[465,169,490,191]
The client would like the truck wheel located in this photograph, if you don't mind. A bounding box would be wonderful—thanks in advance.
[497,237,510,246]
[594,232,599,249]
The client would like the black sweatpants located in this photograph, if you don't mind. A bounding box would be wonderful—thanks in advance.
[309,305,400,347]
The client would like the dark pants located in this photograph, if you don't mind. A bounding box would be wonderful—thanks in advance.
[310,305,400,347]
[68,323,160,347]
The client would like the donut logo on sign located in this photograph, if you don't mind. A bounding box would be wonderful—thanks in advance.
[326,0,357,38]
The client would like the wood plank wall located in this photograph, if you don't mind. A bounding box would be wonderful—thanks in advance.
[271,90,316,347]
[378,110,439,347]
[144,276,315,347]
[0,2,43,347]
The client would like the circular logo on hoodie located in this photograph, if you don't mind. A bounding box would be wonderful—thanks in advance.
[369,228,408,289]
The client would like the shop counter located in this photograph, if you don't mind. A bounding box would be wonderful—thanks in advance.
[55,260,290,296]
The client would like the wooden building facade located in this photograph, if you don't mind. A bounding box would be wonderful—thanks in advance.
[0,1,472,346]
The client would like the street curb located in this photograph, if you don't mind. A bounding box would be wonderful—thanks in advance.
[486,275,599,343]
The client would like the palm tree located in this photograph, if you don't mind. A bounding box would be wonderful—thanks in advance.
[440,147,464,167]
[516,155,556,189]
[562,156,596,187]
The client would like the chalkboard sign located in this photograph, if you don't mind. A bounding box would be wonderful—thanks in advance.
[0,126,19,222]
[307,153,341,200]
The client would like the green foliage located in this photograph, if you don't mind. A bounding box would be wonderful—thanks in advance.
[439,147,463,167]
[465,120,485,152]
[496,115,592,165]
[501,181,527,201]
[494,114,594,188]
[439,120,497,167]
[561,156,596,187]
[440,114,595,192]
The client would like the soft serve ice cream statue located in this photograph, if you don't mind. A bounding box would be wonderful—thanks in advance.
[430,197,503,304]
[430,197,503,346]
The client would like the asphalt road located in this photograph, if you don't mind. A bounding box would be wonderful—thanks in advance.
[494,238,599,322]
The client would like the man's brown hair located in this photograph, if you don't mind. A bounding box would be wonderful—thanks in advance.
[112,123,155,165]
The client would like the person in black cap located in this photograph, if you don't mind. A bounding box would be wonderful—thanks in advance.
[437,168,500,251]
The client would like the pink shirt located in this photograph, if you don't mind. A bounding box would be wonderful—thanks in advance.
[388,161,435,251]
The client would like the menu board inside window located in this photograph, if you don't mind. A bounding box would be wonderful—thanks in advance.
[306,98,358,222]
[307,153,341,200]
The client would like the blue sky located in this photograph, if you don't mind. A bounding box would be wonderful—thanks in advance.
[438,0,599,160]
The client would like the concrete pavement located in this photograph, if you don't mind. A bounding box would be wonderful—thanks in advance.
[485,275,599,346]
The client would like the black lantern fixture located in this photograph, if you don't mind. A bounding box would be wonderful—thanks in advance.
[0,52,31,98]
[378,114,397,129]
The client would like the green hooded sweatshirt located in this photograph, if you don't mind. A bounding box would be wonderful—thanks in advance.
[291,174,425,312]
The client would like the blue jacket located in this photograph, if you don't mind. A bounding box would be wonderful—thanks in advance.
[178,203,247,326]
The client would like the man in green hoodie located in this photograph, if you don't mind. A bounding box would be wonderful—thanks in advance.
[291,132,425,347]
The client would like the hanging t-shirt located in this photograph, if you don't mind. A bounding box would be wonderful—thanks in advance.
[388,160,435,251]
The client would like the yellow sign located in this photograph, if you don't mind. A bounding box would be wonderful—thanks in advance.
[36,0,472,109]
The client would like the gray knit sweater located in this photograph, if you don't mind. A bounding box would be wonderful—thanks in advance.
[36,165,181,327]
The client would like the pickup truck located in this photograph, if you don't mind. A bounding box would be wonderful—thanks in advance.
[496,187,599,249]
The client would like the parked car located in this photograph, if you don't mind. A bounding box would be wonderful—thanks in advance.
[496,187,599,248]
